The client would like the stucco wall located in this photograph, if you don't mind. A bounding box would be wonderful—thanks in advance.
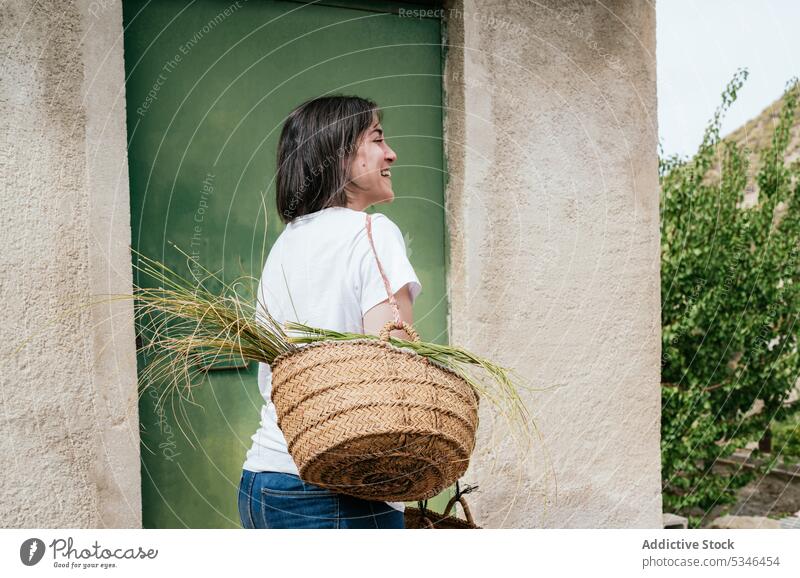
[443,0,661,527]
[0,0,140,527]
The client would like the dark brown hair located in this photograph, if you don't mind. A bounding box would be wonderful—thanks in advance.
[276,95,380,223]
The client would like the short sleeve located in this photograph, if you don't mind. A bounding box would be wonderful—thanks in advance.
[358,213,422,315]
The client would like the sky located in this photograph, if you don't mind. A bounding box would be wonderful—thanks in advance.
[657,0,800,159]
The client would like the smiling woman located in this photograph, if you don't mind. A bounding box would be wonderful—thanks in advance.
[275,96,397,221]
[238,95,422,528]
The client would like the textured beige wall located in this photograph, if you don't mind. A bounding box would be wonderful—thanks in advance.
[0,0,141,527]
[443,0,661,527]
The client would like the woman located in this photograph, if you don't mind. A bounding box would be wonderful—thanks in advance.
[237,96,421,529]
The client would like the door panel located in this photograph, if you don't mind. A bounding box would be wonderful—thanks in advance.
[124,0,447,527]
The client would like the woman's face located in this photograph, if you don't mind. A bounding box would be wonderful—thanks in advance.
[345,114,397,210]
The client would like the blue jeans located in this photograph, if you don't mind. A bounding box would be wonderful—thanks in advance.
[237,470,405,529]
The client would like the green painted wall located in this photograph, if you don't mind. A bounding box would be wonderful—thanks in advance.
[123,0,448,527]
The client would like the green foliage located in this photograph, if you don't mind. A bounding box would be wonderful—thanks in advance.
[660,70,800,522]
[772,412,800,467]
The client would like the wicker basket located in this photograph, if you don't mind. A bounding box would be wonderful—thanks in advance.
[405,494,480,529]
[269,213,479,502]
[270,320,479,502]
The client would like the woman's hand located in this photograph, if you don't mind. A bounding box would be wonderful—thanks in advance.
[362,284,414,341]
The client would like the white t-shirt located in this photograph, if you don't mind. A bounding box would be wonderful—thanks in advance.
[242,206,422,512]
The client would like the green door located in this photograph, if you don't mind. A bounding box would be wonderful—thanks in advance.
[123,0,448,528]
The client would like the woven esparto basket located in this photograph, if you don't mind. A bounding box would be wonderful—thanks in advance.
[270,320,479,502]
[269,213,479,502]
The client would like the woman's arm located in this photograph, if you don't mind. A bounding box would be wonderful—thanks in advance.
[362,283,414,341]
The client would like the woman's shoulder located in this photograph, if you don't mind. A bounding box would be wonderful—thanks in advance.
[288,206,366,228]
[295,207,401,237]
[365,211,404,243]
[275,208,404,256]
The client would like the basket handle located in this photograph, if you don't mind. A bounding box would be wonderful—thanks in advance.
[379,321,420,342]
[442,495,475,526]
[365,213,420,342]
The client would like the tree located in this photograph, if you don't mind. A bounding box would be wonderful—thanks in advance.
[660,70,800,525]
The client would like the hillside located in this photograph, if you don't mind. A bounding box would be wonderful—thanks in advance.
[717,91,800,204]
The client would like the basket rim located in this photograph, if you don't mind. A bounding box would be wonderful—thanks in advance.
[271,338,478,399]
